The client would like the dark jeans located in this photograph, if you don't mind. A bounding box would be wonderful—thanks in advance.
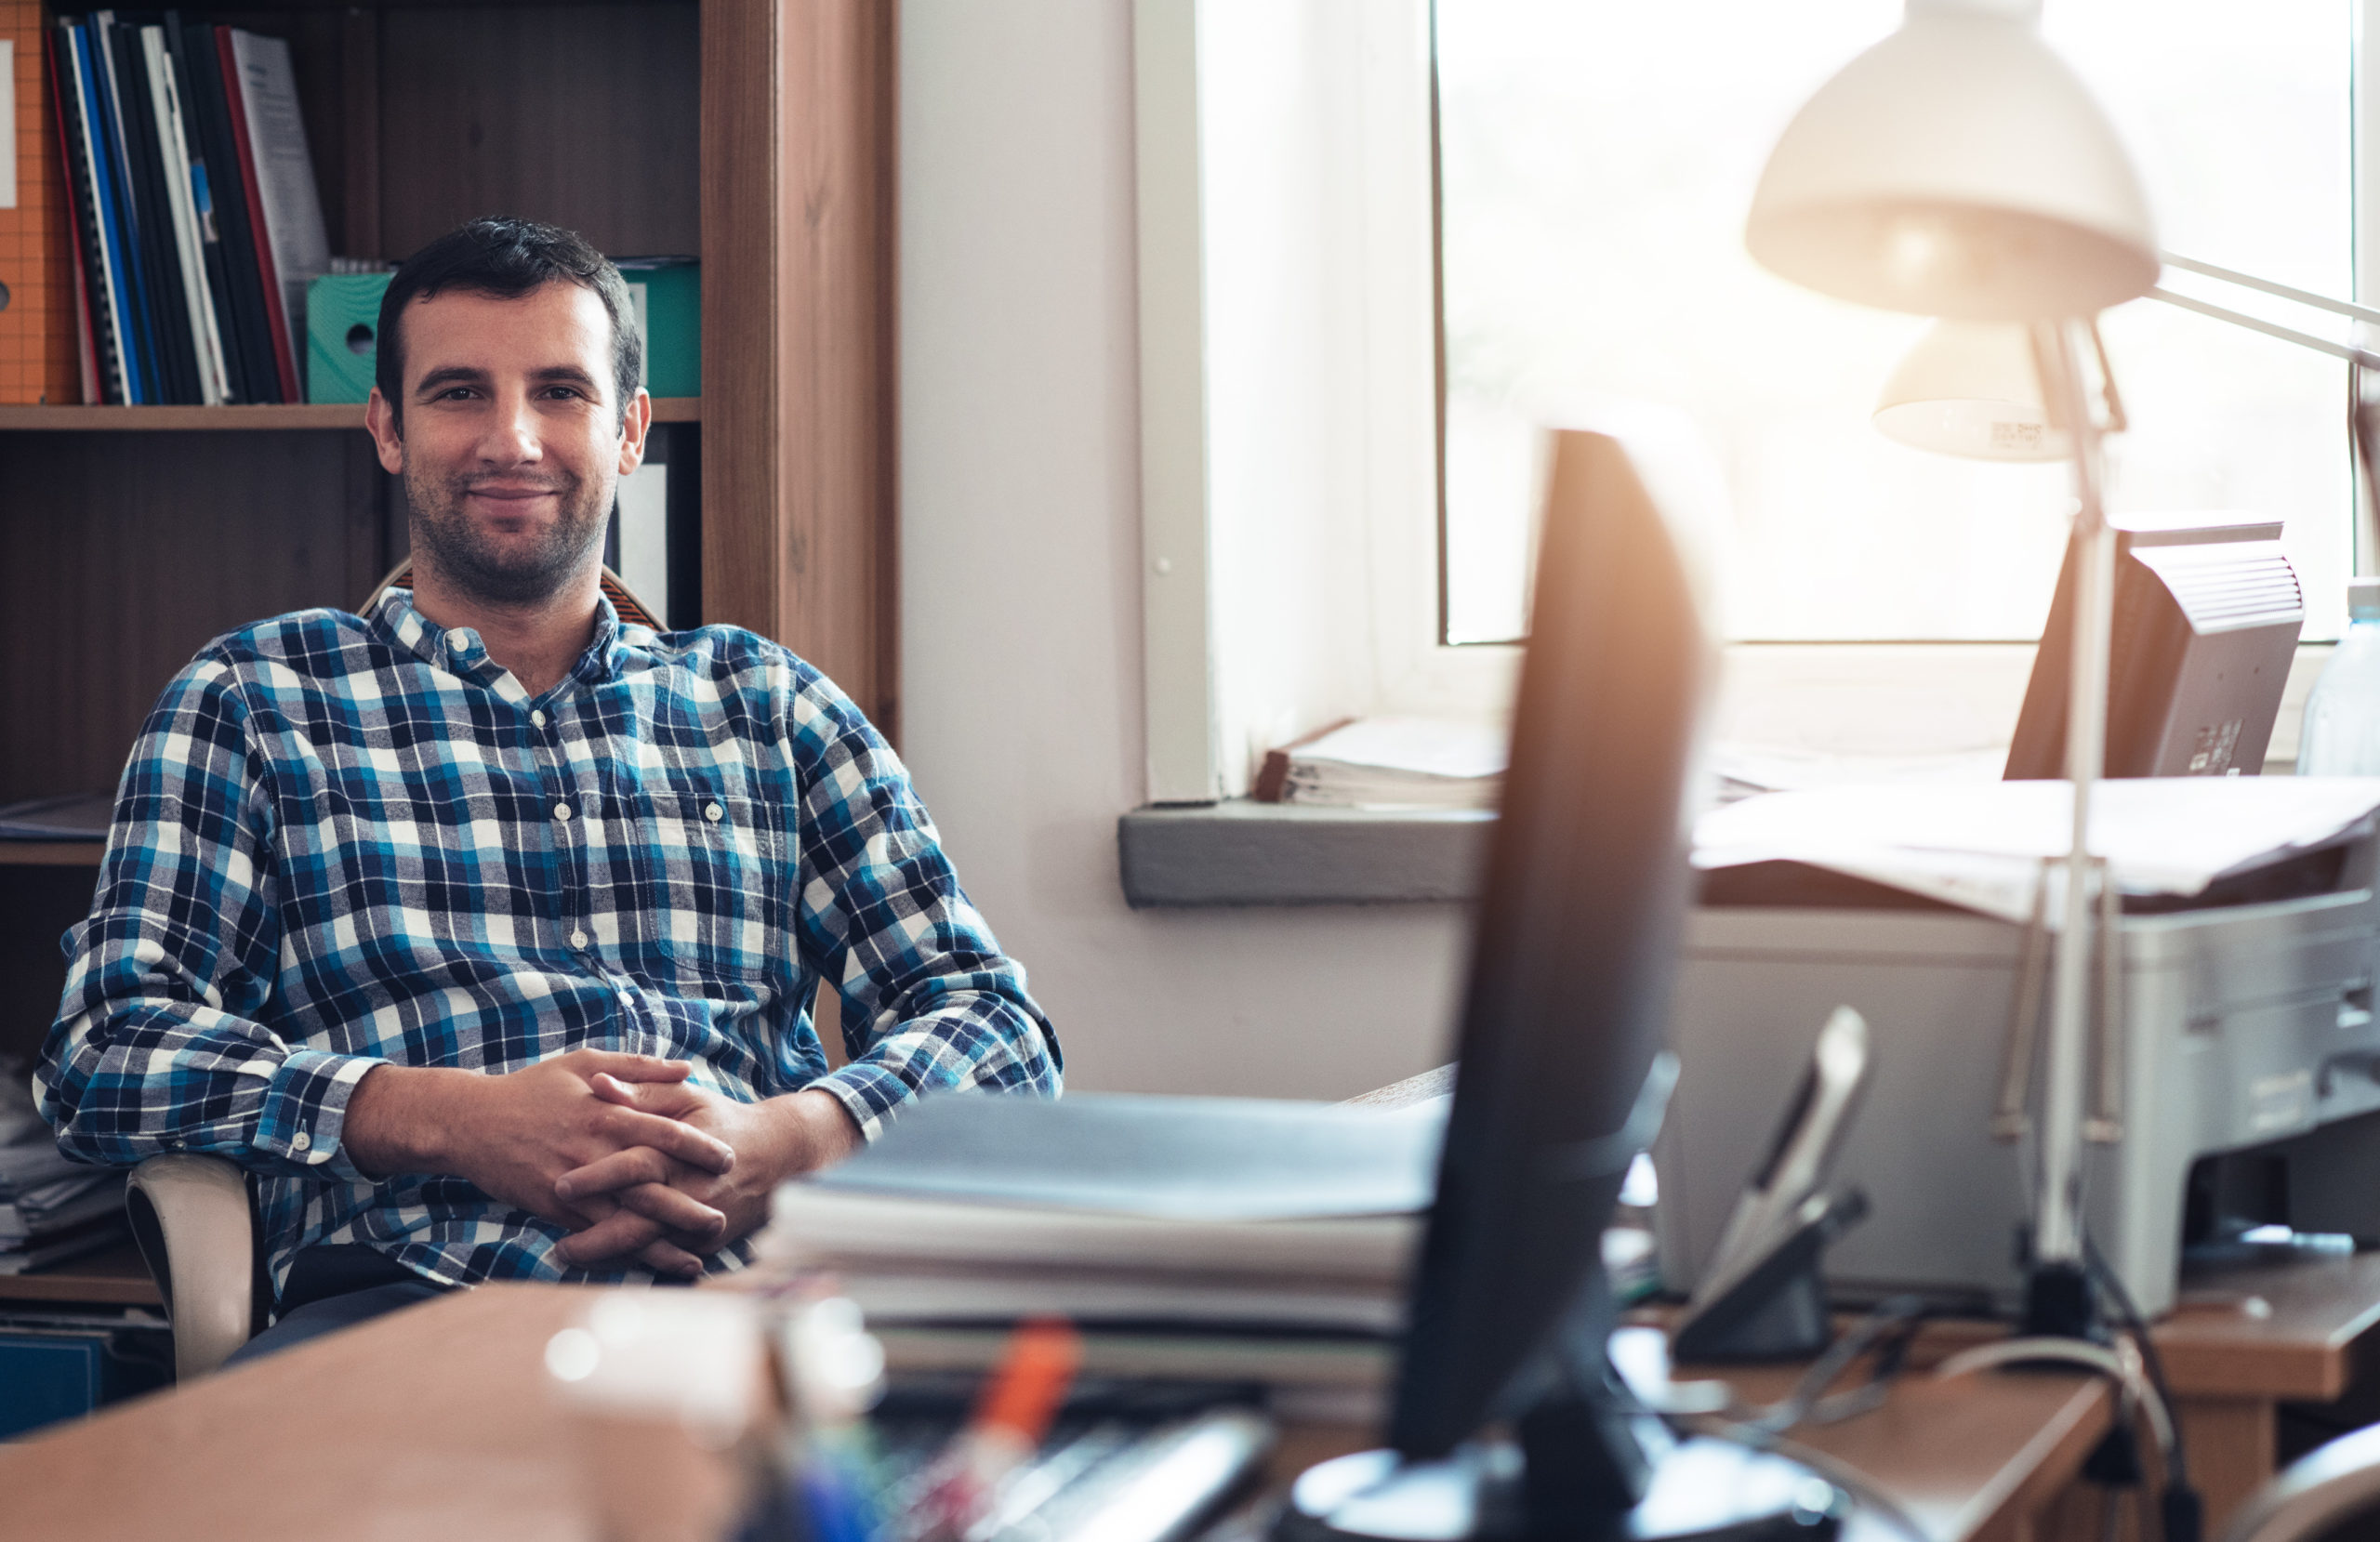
[220,1244,453,1368]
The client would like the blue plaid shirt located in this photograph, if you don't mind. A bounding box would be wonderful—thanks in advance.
[36,590,1060,1292]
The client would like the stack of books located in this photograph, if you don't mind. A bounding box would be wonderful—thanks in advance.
[1253,718,1507,810]
[751,1092,1446,1401]
[0,1075,125,1275]
[41,13,329,405]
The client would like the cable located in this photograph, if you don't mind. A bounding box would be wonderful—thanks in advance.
[1739,1295,1930,1434]
[2082,1237,2202,1542]
[1932,1338,2174,1461]
[2082,1236,2188,1484]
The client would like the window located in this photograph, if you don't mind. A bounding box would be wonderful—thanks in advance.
[1436,0,2358,646]
[1132,0,2360,806]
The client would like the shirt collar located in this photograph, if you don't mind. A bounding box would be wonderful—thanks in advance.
[367,586,629,692]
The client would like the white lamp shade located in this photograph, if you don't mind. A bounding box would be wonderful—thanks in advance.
[1746,0,2158,321]
[1873,321,2068,461]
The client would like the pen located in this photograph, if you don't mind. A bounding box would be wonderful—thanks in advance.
[908,1316,1082,1542]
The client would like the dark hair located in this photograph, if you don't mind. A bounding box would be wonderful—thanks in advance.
[375,216,642,429]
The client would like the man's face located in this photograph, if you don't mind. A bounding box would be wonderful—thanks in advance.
[364,282,645,606]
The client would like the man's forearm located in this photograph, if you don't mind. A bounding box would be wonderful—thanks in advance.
[341,1064,484,1179]
[758,1087,864,1183]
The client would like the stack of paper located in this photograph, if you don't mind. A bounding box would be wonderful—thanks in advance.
[1256,718,1507,811]
[0,1073,126,1274]
[1694,778,2380,925]
[755,1093,1443,1336]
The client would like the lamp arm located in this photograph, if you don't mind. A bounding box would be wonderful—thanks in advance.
[2149,286,2368,363]
[2146,253,2380,576]
[2162,251,2380,327]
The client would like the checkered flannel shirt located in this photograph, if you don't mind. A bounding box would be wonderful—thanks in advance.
[36,589,1061,1292]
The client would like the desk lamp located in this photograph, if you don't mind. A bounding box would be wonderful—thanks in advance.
[1745,0,2158,1339]
[1879,251,2380,476]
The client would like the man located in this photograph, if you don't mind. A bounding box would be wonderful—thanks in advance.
[36,217,1059,1355]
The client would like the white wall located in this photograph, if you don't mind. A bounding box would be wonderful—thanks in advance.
[899,0,1466,1100]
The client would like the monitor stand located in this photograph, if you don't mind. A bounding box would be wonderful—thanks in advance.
[1275,1366,1843,1542]
[1274,1430,1840,1541]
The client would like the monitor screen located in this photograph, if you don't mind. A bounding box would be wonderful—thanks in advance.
[1388,429,1711,1461]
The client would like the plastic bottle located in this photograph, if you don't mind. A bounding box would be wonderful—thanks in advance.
[2297,579,2380,774]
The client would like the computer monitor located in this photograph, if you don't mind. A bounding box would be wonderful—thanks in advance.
[2004,511,2303,779]
[1279,431,1840,1540]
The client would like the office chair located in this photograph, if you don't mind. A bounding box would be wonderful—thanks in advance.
[2220,1424,2380,1542]
[125,561,668,1379]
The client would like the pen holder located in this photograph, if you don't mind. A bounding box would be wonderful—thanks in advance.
[545,1292,769,1542]
[1670,1188,1869,1364]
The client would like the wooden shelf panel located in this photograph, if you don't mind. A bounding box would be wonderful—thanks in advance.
[0,1240,161,1307]
[0,842,104,867]
[0,399,698,430]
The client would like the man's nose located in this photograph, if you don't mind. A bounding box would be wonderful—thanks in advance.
[477,389,544,463]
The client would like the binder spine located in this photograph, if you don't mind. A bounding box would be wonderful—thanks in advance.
[140,23,226,404]
[218,26,296,402]
[44,28,101,403]
[63,21,132,403]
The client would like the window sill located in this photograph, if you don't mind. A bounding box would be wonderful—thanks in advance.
[1117,801,1489,908]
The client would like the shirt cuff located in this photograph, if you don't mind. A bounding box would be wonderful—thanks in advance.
[255,1048,385,1179]
[806,1062,917,1143]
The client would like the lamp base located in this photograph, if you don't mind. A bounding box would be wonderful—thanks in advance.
[2020,1259,2101,1341]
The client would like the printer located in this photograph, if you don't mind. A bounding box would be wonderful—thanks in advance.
[1655,783,2380,1321]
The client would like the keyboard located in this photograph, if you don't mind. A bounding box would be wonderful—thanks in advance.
[870,1379,1277,1542]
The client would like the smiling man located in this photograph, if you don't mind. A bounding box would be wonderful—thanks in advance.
[36,217,1060,1360]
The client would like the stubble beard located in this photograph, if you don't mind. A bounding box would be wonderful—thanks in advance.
[404,456,612,607]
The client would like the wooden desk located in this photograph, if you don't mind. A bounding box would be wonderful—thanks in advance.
[1831,1251,2380,1535]
[0,1282,2109,1542]
[2149,1253,2380,1535]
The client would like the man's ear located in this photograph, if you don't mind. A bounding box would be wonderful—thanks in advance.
[364,388,405,476]
[616,389,653,477]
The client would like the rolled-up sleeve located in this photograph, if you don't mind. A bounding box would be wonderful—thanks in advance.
[784,670,1061,1140]
[35,658,382,1180]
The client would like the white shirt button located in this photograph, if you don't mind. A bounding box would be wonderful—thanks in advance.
[291,1130,311,1152]
[531,710,548,728]
[705,801,724,822]
[554,801,573,822]
[571,929,589,950]
[446,629,469,652]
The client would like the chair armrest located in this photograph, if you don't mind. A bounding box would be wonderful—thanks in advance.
[126,1153,258,1380]
[2223,1422,2380,1542]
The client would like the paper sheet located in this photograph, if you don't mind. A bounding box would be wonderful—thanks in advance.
[1694,778,2380,924]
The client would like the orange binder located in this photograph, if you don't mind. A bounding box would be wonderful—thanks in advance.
[1,0,81,405]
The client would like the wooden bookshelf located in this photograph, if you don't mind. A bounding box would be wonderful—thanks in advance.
[0,0,893,807]
[0,2,894,1313]
[0,844,104,868]
[0,399,699,431]
[0,1242,162,1308]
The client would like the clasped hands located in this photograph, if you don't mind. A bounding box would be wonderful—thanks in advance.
[343,1049,860,1280]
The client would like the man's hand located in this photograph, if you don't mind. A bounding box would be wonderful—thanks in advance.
[341,1051,740,1247]
[549,1078,861,1277]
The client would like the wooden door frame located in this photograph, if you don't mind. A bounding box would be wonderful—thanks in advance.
[701,0,900,743]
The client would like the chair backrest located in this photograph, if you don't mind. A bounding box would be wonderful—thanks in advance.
[360,559,667,631]
[2222,1424,2380,1542]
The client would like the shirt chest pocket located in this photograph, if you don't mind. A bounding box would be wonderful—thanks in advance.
[628,788,793,980]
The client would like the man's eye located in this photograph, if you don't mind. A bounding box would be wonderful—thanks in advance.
[543,386,586,402]
[433,387,478,401]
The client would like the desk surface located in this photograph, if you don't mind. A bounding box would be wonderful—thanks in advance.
[0,1283,2111,1542]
